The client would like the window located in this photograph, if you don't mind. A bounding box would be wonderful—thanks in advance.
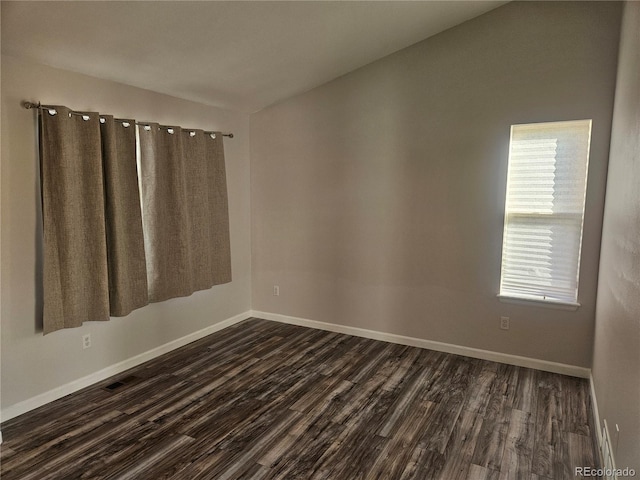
[499,119,592,307]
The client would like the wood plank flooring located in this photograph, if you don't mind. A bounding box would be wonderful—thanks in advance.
[0,318,599,479]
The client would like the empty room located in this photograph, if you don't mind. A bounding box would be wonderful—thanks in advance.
[1,1,638,479]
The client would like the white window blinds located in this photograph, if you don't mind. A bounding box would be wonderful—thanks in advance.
[499,119,592,305]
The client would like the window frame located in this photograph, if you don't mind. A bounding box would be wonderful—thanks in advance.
[498,119,592,311]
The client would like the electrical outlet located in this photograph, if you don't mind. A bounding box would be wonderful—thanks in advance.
[82,334,91,349]
[500,316,510,330]
[273,285,280,296]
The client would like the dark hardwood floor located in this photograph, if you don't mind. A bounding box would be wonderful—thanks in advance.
[0,318,598,479]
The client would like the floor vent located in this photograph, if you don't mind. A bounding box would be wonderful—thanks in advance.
[104,375,139,392]
[104,381,125,391]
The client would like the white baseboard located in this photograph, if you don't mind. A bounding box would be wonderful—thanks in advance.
[250,310,591,379]
[590,373,604,465]
[1,311,251,422]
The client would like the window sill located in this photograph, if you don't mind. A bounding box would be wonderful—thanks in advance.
[497,294,580,311]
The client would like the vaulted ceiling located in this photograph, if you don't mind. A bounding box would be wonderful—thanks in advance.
[2,1,506,112]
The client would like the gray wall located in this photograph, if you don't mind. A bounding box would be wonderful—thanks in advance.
[250,1,621,367]
[0,56,252,410]
[593,2,640,471]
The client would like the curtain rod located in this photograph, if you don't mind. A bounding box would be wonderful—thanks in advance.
[22,101,234,138]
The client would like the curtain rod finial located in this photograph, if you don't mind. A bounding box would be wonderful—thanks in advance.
[22,101,41,110]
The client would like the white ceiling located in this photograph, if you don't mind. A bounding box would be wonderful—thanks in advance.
[2,1,506,112]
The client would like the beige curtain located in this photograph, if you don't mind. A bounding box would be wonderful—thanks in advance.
[40,107,110,334]
[40,107,231,333]
[207,131,232,286]
[138,124,192,301]
[40,108,149,334]
[138,126,231,302]
[100,116,149,315]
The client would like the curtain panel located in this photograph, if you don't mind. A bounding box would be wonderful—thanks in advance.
[39,106,231,334]
[207,131,232,287]
[100,116,149,316]
[40,107,111,334]
[138,126,232,302]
